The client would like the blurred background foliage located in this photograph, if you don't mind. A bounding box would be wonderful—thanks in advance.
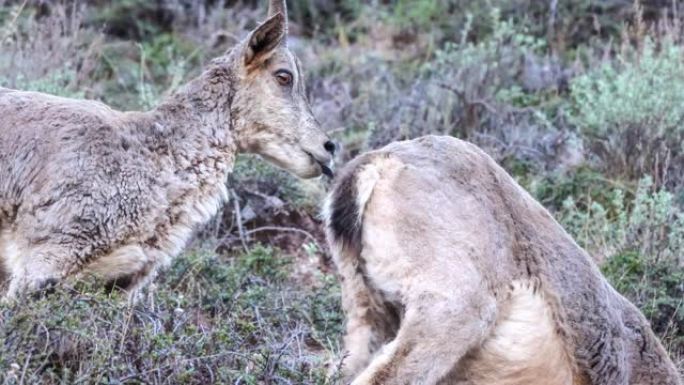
[0,0,683,383]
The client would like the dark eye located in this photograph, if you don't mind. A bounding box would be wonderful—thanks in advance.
[274,69,293,86]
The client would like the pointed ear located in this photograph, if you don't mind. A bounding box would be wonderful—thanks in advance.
[268,0,288,33]
[244,13,286,66]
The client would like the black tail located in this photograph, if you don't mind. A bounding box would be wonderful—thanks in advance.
[326,154,374,252]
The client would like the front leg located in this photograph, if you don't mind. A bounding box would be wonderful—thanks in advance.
[3,239,71,299]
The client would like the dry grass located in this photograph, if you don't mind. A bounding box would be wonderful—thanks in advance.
[0,248,343,384]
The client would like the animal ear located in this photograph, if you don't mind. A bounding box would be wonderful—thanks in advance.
[244,13,286,66]
[268,0,288,28]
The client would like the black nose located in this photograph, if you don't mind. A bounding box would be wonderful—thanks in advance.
[324,140,337,155]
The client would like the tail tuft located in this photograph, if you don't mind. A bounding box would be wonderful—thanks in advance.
[325,154,378,252]
[327,166,362,251]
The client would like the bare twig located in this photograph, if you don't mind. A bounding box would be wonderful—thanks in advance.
[245,226,323,252]
[18,351,31,385]
[436,83,499,115]
[118,307,134,355]
[1,0,28,44]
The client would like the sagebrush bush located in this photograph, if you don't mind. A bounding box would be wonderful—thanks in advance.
[359,9,549,147]
[571,38,684,185]
[352,8,581,176]
[378,0,653,48]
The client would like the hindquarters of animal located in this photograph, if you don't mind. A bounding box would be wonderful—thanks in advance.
[324,135,682,385]
[452,281,577,385]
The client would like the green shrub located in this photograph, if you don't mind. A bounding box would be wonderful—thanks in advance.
[391,0,443,30]
[570,38,684,185]
[375,0,645,48]
[528,166,615,210]
[362,8,549,149]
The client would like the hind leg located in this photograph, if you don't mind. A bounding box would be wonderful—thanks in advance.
[1,228,144,299]
[351,286,497,385]
[2,210,100,298]
[4,197,153,299]
[338,265,400,381]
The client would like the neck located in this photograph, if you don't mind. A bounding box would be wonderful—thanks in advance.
[137,65,238,175]
[156,64,234,132]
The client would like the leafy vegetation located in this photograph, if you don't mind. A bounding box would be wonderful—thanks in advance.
[571,38,684,185]
[0,0,683,380]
